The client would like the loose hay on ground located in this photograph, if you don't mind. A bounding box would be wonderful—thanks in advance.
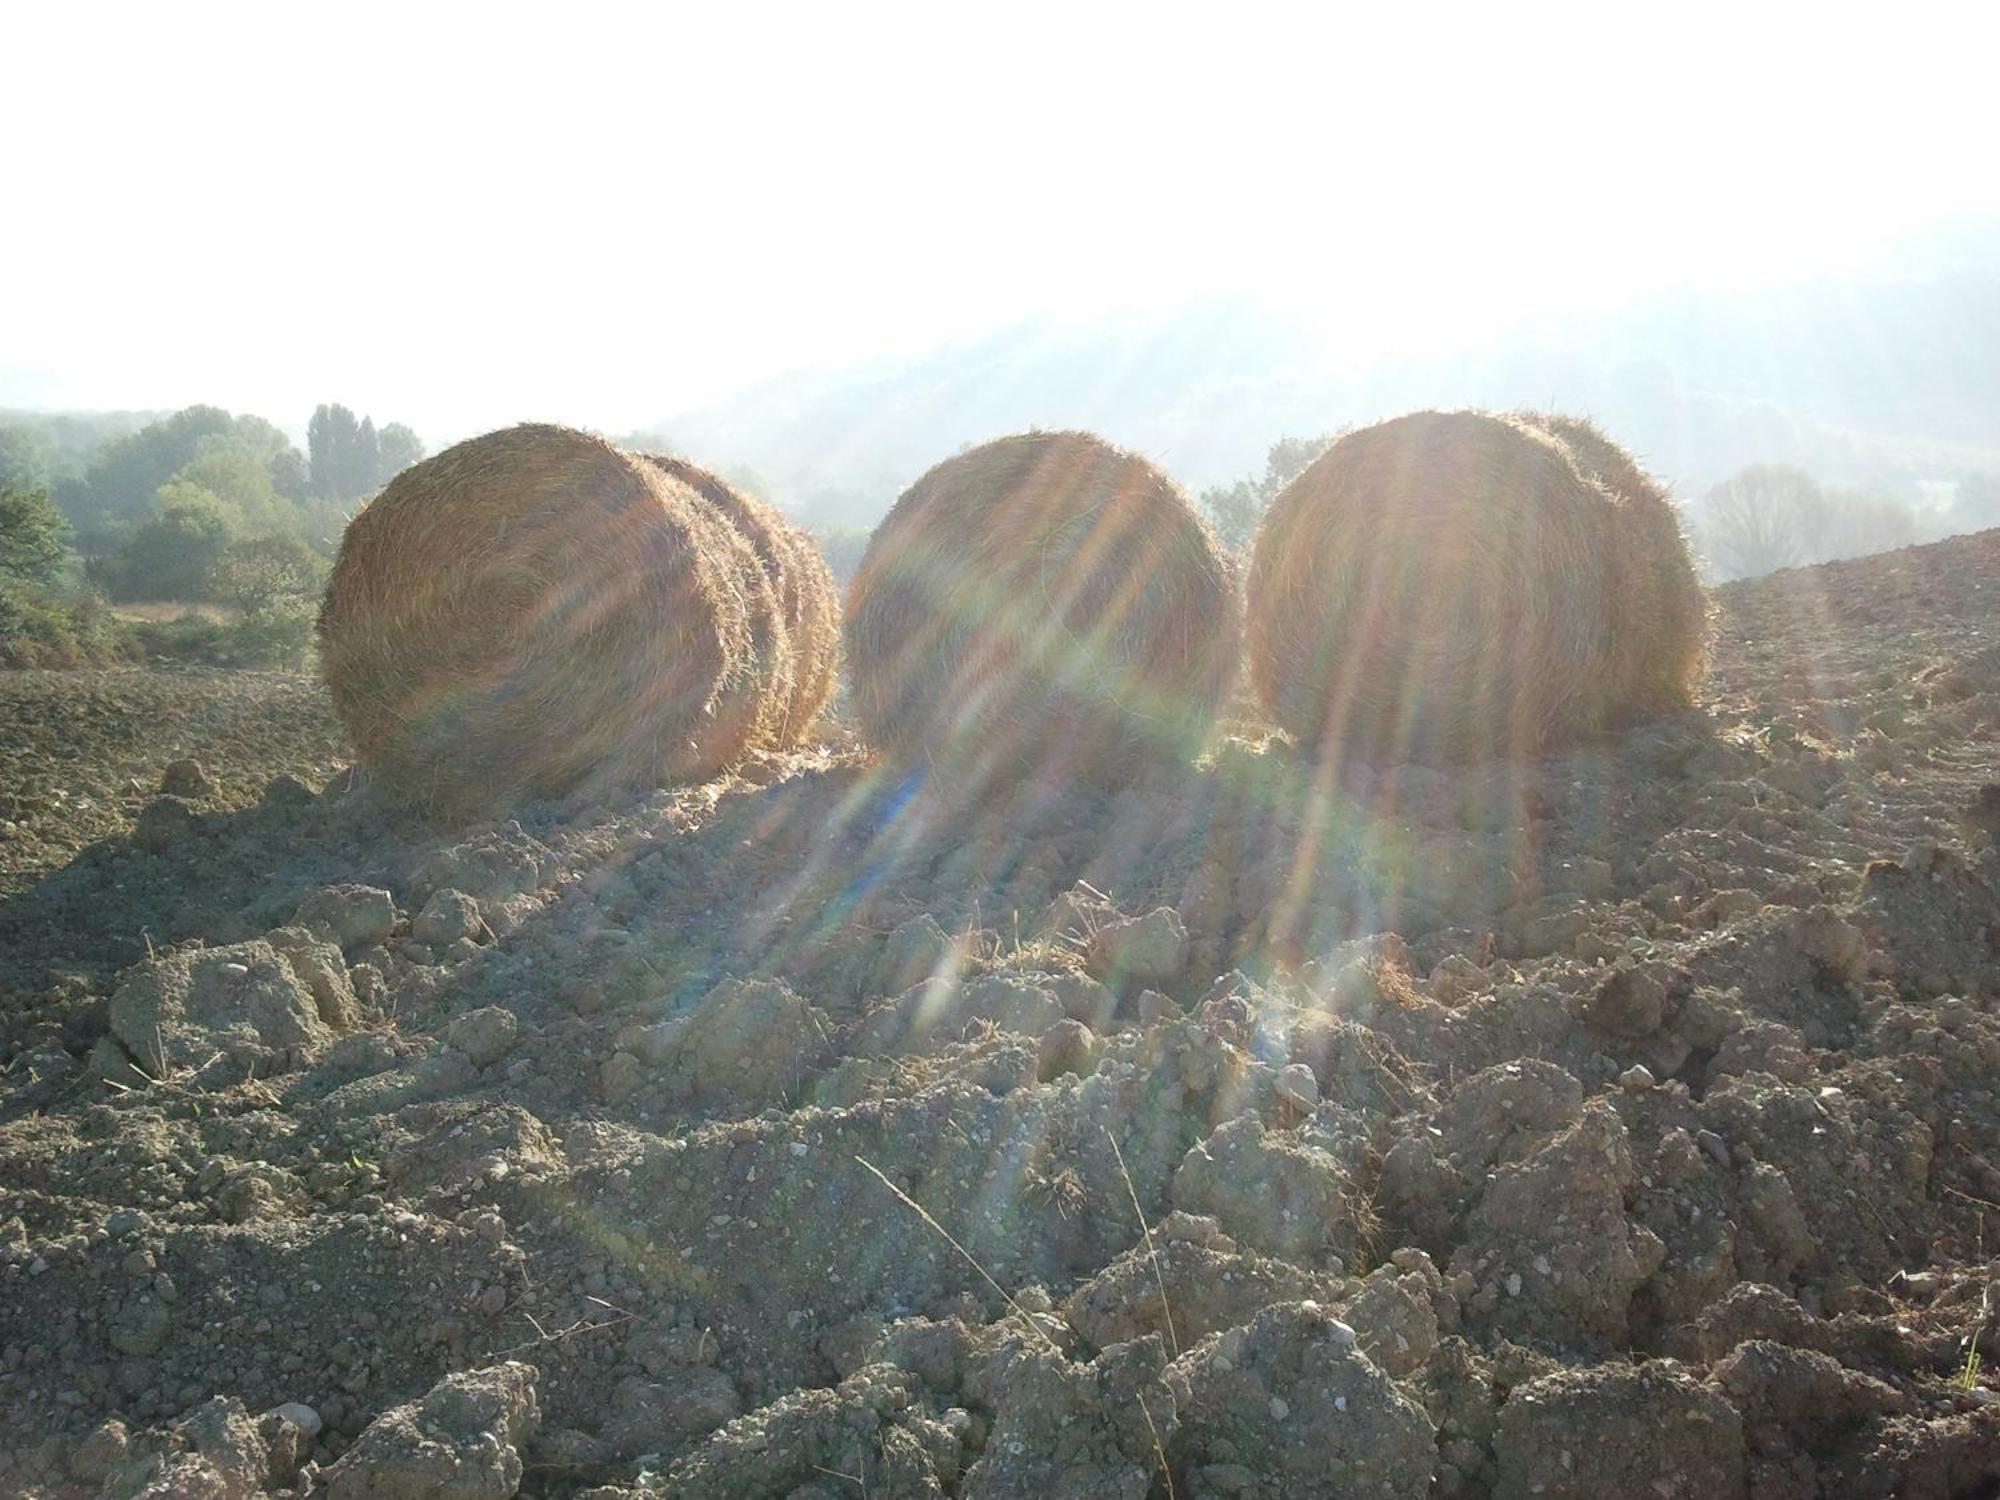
[1246,408,1705,764]
[843,430,1241,785]
[317,423,773,817]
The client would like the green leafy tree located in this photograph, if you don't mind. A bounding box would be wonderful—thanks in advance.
[308,404,360,497]
[223,413,295,460]
[356,417,379,486]
[0,488,71,584]
[221,413,310,501]
[111,494,235,601]
[267,446,309,501]
[1197,479,1264,551]
[0,411,151,487]
[153,477,234,523]
[0,426,53,494]
[65,407,306,531]
[209,533,326,610]
[230,597,319,670]
[169,447,291,534]
[74,406,239,526]
[309,404,424,499]
[1261,436,1329,493]
[376,422,425,479]
[308,403,385,500]
[1198,433,1334,551]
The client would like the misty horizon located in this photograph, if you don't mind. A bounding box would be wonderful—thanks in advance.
[10,234,1997,530]
[9,2,1998,487]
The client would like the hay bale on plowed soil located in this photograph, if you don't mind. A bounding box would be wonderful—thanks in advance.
[1517,409,1709,714]
[843,430,1240,784]
[636,454,841,740]
[317,423,775,817]
[1247,408,1703,763]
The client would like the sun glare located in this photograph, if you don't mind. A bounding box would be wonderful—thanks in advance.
[6,1,1995,439]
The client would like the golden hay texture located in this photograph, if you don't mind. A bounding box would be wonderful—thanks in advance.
[317,423,774,815]
[636,454,841,740]
[1517,410,1709,712]
[628,455,793,755]
[1246,409,1703,764]
[844,430,1241,784]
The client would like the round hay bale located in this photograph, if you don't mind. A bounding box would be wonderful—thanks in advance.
[635,455,841,741]
[627,455,794,755]
[1247,409,1666,763]
[1517,411,1708,714]
[844,430,1240,783]
[317,423,767,815]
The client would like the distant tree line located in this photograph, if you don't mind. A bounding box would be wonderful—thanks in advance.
[1683,464,1997,581]
[0,402,424,667]
[309,404,424,505]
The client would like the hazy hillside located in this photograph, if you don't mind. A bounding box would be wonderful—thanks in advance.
[654,263,2000,529]
[0,408,167,481]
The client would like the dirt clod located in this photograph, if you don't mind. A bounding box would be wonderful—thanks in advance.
[3,529,1999,1498]
[1492,1361,1746,1500]
[1086,907,1190,993]
[160,758,214,798]
[324,1362,539,1500]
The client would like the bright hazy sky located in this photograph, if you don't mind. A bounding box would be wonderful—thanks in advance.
[6,1,1996,442]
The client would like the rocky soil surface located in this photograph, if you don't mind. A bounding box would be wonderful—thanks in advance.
[0,669,347,896]
[1,528,1997,1498]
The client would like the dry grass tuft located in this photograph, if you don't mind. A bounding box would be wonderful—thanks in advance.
[318,424,771,818]
[1105,1127,1179,1357]
[854,1153,1061,1354]
[844,430,1240,786]
[1246,409,1704,763]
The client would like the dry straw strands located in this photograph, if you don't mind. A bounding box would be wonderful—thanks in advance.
[844,430,1241,786]
[1515,410,1708,715]
[636,454,841,742]
[1246,409,1704,764]
[318,423,806,817]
